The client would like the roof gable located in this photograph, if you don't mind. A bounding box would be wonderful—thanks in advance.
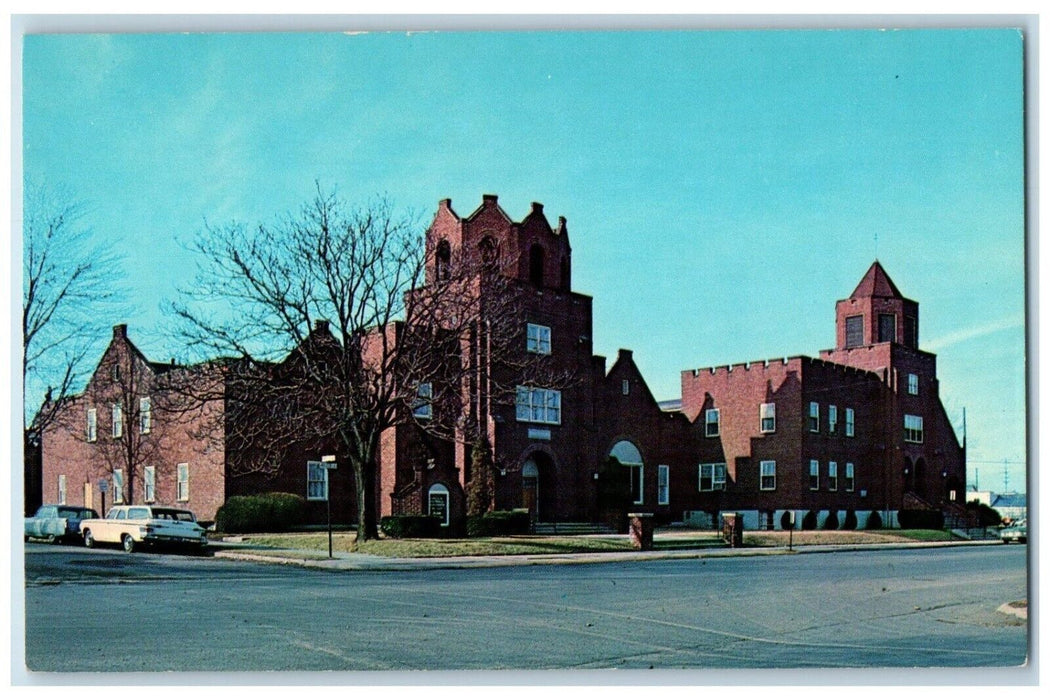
[851,261,903,299]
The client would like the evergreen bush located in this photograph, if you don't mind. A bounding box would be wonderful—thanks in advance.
[379,514,442,538]
[215,492,307,533]
[466,510,531,537]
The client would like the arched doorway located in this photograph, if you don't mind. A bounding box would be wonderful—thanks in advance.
[609,440,644,506]
[521,452,555,522]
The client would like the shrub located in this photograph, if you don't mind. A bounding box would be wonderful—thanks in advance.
[466,510,531,537]
[966,500,1003,527]
[380,514,441,539]
[780,511,794,530]
[865,510,883,530]
[842,510,858,531]
[215,492,307,533]
[823,511,840,530]
[801,510,817,530]
[897,509,944,530]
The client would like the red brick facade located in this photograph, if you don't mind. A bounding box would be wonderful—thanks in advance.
[33,199,966,533]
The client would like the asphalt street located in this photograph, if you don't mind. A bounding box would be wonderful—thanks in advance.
[20,542,1028,678]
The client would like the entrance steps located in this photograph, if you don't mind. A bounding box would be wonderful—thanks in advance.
[532,522,618,536]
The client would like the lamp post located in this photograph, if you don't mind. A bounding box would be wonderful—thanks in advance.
[321,455,337,558]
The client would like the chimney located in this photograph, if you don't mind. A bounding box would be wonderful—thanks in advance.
[113,324,127,339]
[482,194,498,205]
[531,202,544,214]
[314,319,330,333]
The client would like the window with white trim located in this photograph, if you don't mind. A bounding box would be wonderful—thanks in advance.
[113,469,125,504]
[307,462,329,501]
[808,402,820,432]
[809,460,819,491]
[699,463,727,492]
[58,475,67,505]
[657,465,669,505]
[630,464,644,504]
[412,383,433,420]
[86,408,97,442]
[828,405,837,434]
[907,373,919,395]
[845,407,855,437]
[516,386,561,425]
[828,461,838,491]
[111,403,123,439]
[526,323,551,355]
[705,408,720,437]
[904,414,924,443]
[845,462,855,492]
[176,463,190,501]
[760,403,776,433]
[139,397,151,434]
[759,461,776,491]
[144,466,156,503]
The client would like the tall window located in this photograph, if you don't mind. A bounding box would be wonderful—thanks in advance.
[307,462,329,501]
[845,408,855,437]
[828,461,838,491]
[412,383,433,420]
[760,403,776,433]
[759,461,776,491]
[139,397,152,434]
[622,379,630,396]
[845,462,855,492]
[436,240,451,281]
[904,315,918,348]
[144,466,156,503]
[907,373,919,395]
[176,463,190,501]
[657,465,669,505]
[113,469,125,504]
[845,315,864,348]
[904,414,924,443]
[809,460,820,490]
[630,464,644,504]
[808,402,820,432]
[529,244,545,287]
[878,313,896,343]
[111,403,123,438]
[516,386,561,425]
[699,463,727,492]
[828,405,838,434]
[705,408,720,437]
[86,408,97,442]
[526,323,552,354]
[58,475,67,505]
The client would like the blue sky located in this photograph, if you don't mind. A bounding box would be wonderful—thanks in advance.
[19,28,1026,493]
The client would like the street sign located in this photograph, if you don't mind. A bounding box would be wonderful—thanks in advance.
[98,480,108,493]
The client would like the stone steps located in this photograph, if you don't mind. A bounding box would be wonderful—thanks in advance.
[532,522,618,536]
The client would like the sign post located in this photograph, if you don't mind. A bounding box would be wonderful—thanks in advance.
[320,456,337,558]
[787,510,795,552]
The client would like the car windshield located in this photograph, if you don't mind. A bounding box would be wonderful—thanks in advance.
[152,508,196,522]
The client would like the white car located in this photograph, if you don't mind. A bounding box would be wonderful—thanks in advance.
[80,505,208,553]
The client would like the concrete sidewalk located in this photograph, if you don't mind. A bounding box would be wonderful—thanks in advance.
[209,537,1003,572]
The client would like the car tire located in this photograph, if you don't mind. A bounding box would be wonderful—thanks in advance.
[122,534,136,553]
[83,529,95,548]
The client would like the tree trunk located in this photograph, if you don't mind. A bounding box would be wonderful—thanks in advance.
[352,455,380,543]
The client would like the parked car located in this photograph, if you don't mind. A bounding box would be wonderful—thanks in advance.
[25,505,100,544]
[1000,520,1027,544]
[80,505,209,553]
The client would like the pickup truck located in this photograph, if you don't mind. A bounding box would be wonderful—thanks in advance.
[25,505,100,544]
[80,505,209,553]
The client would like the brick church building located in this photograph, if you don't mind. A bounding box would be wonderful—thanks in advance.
[33,194,967,532]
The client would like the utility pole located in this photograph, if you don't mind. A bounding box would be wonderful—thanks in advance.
[1003,459,1009,493]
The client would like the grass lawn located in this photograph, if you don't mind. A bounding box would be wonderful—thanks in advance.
[218,527,953,559]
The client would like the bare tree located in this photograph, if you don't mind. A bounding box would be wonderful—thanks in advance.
[172,187,563,542]
[22,183,123,432]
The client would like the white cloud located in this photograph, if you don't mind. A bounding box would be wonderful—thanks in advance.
[924,314,1025,353]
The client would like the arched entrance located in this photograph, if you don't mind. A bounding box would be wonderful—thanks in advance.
[609,441,644,505]
[521,452,555,521]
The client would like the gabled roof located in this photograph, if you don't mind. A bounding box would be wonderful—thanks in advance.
[850,261,903,299]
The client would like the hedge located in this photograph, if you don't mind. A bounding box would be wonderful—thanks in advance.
[466,510,531,537]
[380,514,442,538]
[897,509,944,530]
[215,492,307,533]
